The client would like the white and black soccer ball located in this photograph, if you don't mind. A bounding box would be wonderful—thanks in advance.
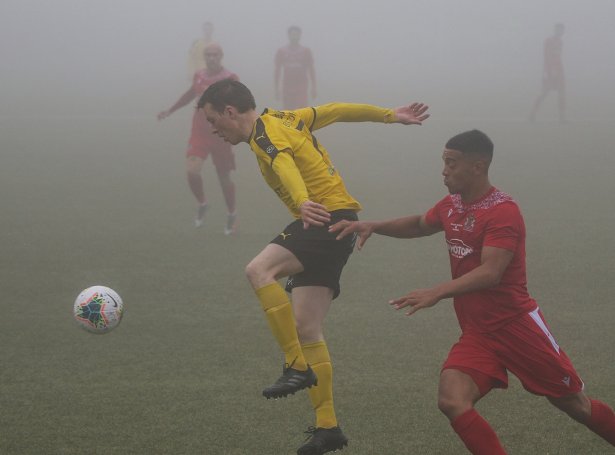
[73,286,124,334]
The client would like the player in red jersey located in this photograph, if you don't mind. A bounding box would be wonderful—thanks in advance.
[274,26,316,110]
[330,130,615,454]
[158,42,239,233]
[530,23,566,123]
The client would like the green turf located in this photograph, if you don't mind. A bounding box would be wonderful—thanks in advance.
[1,115,614,454]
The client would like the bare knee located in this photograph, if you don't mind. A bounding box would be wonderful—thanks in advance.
[292,287,331,344]
[548,393,592,424]
[186,156,203,174]
[438,369,482,421]
[438,394,473,421]
[295,314,321,344]
[245,259,263,288]
[245,258,275,289]
[246,245,303,291]
[216,169,232,187]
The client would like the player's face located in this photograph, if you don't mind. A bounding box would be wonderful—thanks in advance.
[441,149,476,195]
[288,29,301,44]
[204,49,222,70]
[202,104,241,145]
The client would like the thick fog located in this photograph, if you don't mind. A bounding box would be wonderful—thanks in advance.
[2,4,615,452]
[1,0,614,121]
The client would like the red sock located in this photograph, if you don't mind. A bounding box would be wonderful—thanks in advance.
[451,409,507,455]
[586,399,615,446]
[187,172,206,205]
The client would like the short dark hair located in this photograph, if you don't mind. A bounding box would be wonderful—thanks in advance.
[445,129,493,162]
[288,25,301,34]
[197,79,256,113]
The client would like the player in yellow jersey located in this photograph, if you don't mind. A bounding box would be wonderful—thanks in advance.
[187,21,214,79]
[197,79,429,455]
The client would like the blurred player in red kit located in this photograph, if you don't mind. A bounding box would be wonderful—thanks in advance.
[530,23,566,123]
[274,26,316,110]
[331,130,615,454]
[158,43,239,233]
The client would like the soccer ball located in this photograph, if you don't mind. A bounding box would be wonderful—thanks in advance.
[73,286,124,334]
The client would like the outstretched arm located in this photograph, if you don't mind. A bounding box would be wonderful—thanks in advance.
[310,102,430,131]
[390,246,514,316]
[157,86,196,120]
[329,214,440,250]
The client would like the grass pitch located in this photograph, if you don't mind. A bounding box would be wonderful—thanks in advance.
[1,113,614,454]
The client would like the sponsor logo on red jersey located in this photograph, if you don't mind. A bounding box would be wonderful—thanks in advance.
[447,238,474,259]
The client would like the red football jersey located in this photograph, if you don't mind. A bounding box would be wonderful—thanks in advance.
[189,68,238,147]
[424,187,537,333]
[275,45,312,93]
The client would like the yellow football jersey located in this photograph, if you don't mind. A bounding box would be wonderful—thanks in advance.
[187,39,209,78]
[248,103,396,218]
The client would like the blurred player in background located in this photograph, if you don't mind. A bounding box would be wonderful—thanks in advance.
[187,21,215,80]
[158,43,239,233]
[274,26,316,110]
[197,79,429,455]
[331,130,615,454]
[529,23,566,123]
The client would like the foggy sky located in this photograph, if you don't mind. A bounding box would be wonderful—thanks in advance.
[1,0,614,120]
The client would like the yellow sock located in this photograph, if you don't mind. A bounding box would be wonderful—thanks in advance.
[255,282,307,371]
[302,341,337,429]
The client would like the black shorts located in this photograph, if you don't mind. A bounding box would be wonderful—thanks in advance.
[270,209,358,299]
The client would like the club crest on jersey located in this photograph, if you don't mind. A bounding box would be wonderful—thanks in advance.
[270,109,296,127]
[282,114,295,127]
[463,213,476,232]
[447,239,474,258]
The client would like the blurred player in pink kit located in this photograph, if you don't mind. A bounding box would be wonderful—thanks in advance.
[274,26,316,110]
[158,42,239,233]
[530,23,566,123]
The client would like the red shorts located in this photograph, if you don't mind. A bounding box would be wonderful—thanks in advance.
[442,308,584,398]
[186,142,236,174]
[282,90,308,110]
